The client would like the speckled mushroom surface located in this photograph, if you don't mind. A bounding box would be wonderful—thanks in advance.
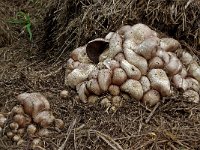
[65,23,200,109]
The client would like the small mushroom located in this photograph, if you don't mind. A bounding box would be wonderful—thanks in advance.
[33,111,55,128]
[124,48,148,75]
[13,135,21,142]
[13,114,26,127]
[160,38,180,52]
[120,59,141,80]
[27,124,37,135]
[156,49,170,64]
[17,139,24,145]
[123,38,137,50]
[60,90,69,98]
[180,51,193,66]
[140,76,151,93]
[149,57,164,69]
[54,119,64,129]
[185,77,199,92]
[112,96,123,107]
[172,74,188,91]
[142,89,160,107]
[114,53,125,62]
[77,82,89,103]
[7,131,14,138]
[188,61,200,82]
[124,23,157,44]
[109,33,123,57]
[38,128,49,137]
[70,46,91,63]
[100,98,111,108]
[32,138,43,149]
[112,68,127,85]
[179,67,187,78]
[164,52,182,75]
[99,33,122,61]
[98,69,112,91]
[117,25,132,35]
[10,122,19,130]
[0,115,6,127]
[88,95,99,104]
[148,69,171,96]
[65,64,96,88]
[88,69,99,79]
[86,79,102,95]
[183,90,199,103]
[103,58,120,70]
[105,32,114,41]
[17,128,25,135]
[108,85,120,96]
[120,79,143,101]
[134,37,160,60]
[11,105,24,114]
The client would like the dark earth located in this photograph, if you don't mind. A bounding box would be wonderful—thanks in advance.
[0,0,200,149]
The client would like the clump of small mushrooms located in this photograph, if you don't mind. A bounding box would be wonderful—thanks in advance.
[1,93,64,149]
[65,23,200,110]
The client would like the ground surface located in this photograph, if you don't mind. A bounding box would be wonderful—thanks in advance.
[0,0,200,150]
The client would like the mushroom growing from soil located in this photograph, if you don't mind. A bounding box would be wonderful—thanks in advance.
[2,92,64,146]
[65,23,200,109]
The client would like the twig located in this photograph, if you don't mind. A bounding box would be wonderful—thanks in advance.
[90,130,124,150]
[145,102,160,123]
[58,118,77,150]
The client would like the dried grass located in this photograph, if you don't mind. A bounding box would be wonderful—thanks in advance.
[0,0,200,149]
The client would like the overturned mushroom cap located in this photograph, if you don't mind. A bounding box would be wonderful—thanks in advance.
[148,69,171,97]
[142,89,160,107]
[70,46,91,63]
[120,79,143,101]
[183,90,199,103]
[65,64,96,88]
[160,38,180,52]
[124,48,148,75]
[86,38,109,64]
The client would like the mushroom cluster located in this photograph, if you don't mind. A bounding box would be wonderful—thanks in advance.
[1,93,64,148]
[65,23,200,109]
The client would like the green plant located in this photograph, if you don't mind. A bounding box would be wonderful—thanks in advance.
[8,11,32,41]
